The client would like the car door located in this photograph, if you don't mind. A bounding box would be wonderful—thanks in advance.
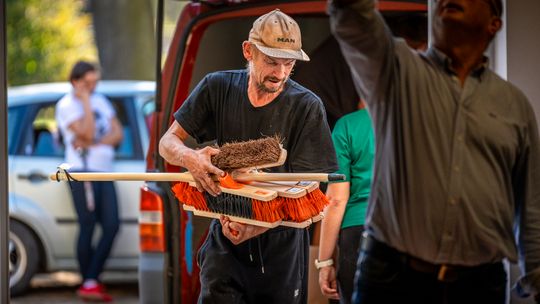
[10,94,147,267]
[9,99,74,262]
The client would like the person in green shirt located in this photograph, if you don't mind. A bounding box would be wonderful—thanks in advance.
[317,102,375,304]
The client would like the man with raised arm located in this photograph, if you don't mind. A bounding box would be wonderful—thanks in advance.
[329,0,540,303]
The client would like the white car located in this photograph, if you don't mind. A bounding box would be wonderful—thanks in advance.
[8,81,155,295]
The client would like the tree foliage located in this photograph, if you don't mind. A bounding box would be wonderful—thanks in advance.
[7,0,97,86]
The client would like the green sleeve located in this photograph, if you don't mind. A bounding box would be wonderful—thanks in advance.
[331,117,351,182]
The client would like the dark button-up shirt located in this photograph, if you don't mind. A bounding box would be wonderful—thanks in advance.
[329,0,540,293]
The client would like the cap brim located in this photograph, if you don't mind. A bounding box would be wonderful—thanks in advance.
[253,43,310,61]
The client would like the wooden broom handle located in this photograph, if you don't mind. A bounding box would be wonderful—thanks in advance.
[50,171,345,182]
[50,172,195,182]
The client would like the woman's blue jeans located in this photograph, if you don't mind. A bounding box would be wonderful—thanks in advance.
[69,181,120,281]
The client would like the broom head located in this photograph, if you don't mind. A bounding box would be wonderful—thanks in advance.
[211,136,286,171]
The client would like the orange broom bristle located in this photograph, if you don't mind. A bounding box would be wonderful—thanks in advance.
[280,189,329,222]
[252,199,284,223]
[305,189,329,217]
[171,181,328,225]
[172,182,208,211]
[172,182,284,222]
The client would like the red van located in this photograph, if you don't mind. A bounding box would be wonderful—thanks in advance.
[138,1,427,303]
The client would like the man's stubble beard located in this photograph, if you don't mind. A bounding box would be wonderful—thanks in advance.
[256,77,287,93]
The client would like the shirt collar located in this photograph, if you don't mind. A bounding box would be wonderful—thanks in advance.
[426,47,488,80]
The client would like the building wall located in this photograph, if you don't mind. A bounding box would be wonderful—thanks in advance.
[499,2,540,303]
[506,0,540,123]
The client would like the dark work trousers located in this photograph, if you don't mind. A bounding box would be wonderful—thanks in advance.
[70,180,119,281]
[197,220,309,304]
[352,235,507,304]
[336,226,364,304]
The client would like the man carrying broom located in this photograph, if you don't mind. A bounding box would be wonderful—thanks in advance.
[159,9,338,304]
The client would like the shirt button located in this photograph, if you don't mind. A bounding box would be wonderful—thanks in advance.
[449,198,457,205]
[454,166,460,172]
[457,135,464,142]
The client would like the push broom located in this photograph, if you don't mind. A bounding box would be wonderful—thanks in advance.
[52,169,343,228]
[51,137,344,228]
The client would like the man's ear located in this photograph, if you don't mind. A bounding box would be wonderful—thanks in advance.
[488,17,502,36]
[242,41,253,61]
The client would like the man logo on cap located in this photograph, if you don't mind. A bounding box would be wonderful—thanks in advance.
[277,37,295,44]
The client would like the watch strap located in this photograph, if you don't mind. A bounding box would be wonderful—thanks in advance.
[314,258,334,269]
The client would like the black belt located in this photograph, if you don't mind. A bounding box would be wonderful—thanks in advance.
[360,234,502,283]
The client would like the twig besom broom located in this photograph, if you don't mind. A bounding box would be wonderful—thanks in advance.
[51,137,344,228]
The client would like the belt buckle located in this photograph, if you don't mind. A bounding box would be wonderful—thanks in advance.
[437,265,458,282]
[437,265,448,281]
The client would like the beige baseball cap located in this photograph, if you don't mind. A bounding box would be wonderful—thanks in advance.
[248,9,310,61]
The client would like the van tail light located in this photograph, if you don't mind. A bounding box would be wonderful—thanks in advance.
[139,186,166,252]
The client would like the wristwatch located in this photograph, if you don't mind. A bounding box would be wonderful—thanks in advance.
[314,258,334,270]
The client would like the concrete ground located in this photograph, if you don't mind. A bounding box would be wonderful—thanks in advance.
[10,271,139,304]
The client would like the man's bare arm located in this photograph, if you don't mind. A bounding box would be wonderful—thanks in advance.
[159,121,224,196]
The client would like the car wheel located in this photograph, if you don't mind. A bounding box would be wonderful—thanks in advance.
[9,220,40,296]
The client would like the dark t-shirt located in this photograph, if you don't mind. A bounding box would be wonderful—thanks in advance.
[174,69,338,174]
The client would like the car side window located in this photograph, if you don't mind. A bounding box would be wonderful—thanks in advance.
[16,96,142,161]
[108,96,143,160]
[24,102,64,157]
